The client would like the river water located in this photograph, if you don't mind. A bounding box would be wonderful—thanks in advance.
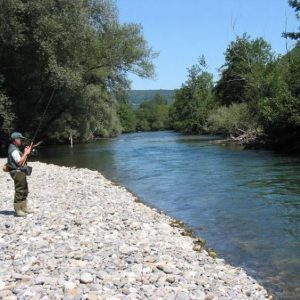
[37,131,300,299]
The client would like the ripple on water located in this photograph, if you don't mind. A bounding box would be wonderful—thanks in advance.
[38,131,300,300]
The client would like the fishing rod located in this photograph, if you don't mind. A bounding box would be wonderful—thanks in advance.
[32,88,56,144]
[25,89,56,155]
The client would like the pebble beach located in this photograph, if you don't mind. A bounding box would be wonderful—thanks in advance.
[0,160,271,300]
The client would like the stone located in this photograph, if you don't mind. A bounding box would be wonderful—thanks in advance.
[2,296,17,300]
[190,290,206,300]
[0,290,13,298]
[80,272,93,284]
[192,245,202,252]
[64,281,77,291]
[166,276,176,283]
[144,255,156,263]
[157,264,176,274]
[86,293,98,300]
[0,280,6,289]
[34,276,45,285]
[208,251,217,259]
[64,288,82,300]
[175,292,190,300]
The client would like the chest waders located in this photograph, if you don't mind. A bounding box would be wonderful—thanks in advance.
[6,89,55,217]
[7,144,32,216]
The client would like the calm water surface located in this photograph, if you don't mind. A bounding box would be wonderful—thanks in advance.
[37,131,300,299]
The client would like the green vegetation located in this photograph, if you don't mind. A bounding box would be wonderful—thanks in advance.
[129,90,175,108]
[169,57,215,133]
[136,93,170,131]
[283,0,300,40]
[0,0,299,153]
[207,103,258,137]
[117,100,137,133]
[169,0,300,152]
[170,39,300,151]
[118,93,170,132]
[0,0,156,144]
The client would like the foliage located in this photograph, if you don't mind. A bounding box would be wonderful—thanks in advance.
[117,100,137,133]
[136,93,170,131]
[169,57,215,133]
[257,43,300,148]
[214,34,274,106]
[172,33,300,152]
[0,90,14,135]
[283,0,300,40]
[0,0,156,143]
[207,103,258,136]
[129,90,175,108]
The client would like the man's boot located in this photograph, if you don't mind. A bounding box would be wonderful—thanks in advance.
[14,202,27,217]
[21,200,34,214]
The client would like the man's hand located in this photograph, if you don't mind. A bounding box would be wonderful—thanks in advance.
[24,142,33,155]
[19,142,33,166]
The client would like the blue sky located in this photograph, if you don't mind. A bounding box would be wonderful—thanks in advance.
[116,0,299,90]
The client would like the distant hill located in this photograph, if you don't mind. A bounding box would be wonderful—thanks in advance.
[128,89,175,108]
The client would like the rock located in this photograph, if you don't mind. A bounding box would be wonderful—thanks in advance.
[208,251,217,259]
[144,255,156,263]
[86,293,98,300]
[0,290,13,298]
[175,292,190,300]
[64,288,82,300]
[0,280,6,290]
[64,281,77,291]
[193,237,206,246]
[80,272,93,284]
[2,296,17,300]
[34,276,45,285]
[190,290,206,300]
[166,276,176,283]
[156,264,176,274]
[192,245,202,252]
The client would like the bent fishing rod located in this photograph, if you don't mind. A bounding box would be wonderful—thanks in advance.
[24,89,56,154]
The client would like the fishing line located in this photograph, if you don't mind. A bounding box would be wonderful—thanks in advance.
[32,89,55,143]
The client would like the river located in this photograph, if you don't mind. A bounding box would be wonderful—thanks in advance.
[37,131,300,299]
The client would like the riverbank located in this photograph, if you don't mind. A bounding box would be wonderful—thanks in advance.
[0,160,271,299]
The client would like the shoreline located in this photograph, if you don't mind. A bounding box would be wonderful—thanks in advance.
[0,159,271,299]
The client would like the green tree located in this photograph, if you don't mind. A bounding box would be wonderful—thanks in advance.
[0,0,156,143]
[0,91,14,135]
[257,43,300,150]
[117,100,137,133]
[214,34,274,106]
[169,57,215,133]
[283,0,300,40]
[136,93,169,131]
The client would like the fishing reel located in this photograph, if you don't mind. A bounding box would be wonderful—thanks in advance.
[22,140,43,156]
[31,148,38,156]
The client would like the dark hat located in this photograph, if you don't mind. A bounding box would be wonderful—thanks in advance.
[10,132,26,140]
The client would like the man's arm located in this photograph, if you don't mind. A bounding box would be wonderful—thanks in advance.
[12,143,33,167]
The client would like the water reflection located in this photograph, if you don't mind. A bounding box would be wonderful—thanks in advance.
[37,131,300,300]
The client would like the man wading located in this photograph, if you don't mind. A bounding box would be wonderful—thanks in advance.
[7,132,34,217]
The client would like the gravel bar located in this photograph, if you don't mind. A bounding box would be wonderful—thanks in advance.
[0,160,271,300]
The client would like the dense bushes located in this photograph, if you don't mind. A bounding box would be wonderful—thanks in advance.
[207,103,259,136]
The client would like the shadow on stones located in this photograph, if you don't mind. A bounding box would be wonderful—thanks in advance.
[0,210,15,216]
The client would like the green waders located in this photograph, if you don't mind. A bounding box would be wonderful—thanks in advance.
[10,171,29,217]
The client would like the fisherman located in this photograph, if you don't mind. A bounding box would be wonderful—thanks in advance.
[7,132,33,217]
